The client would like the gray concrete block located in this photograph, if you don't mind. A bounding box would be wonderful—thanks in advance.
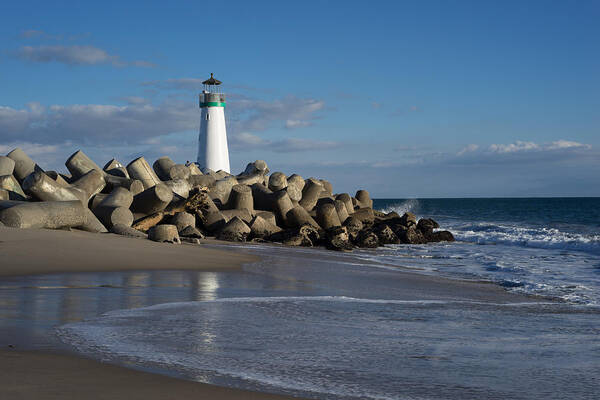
[22,171,85,203]
[170,211,196,232]
[65,150,102,179]
[127,157,161,189]
[299,179,323,211]
[355,190,373,209]
[99,187,134,209]
[131,183,173,215]
[0,156,16,176]
[228,184,253,212]
[71,169,106,202]
[0,175,27,201]
[93,206,134,228]
[316,203,341,230]
[217,216,250,242]
[148,224,180,244]
[335,193,354,215]
[6,148,43,182]
[0,200,87,229]
[268,172,287,192]
[285,205,321,230]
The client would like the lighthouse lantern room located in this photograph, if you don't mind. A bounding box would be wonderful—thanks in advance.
[197,73,230,173]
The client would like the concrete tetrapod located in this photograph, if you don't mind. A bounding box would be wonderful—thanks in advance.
[45,171,70,188]
[217,216,250,242]
[93,206,134,229]
[316,202,342,230]
[0,175,27,201]
[255,211,277,226]
[320,179,333,196]
[170,211,196,232]
[334,199,349,225]
[0,156,15,176]
[71,170,106,202]
[186,162,203,176]
[287,174,305,192]
[0,189,8,201]
[65,150,103,179]
[243,160,269,176]
[90,193,108,210]
[250,183,273,211]
[221,209,253,224]
[355,190,373,209]
[210,176,238,206]
[228,184,254,212]
[22,171,85,204]
[98,187,134,208]
[6,148,43,182]
[268,172,288,192]
[272,190,294,226]
[103,159,130,178]
[127,157,161,189]
[299,179,323,211]
[0,200,87,229]
[335,193,354,215]
[249,215,282,238]
[188,175,216,190]
[165,179,192,200]
[153,156,176,181]
[79,208,109,233]
[148,224,181,244]
[131,183,173,215]
[285,205,321,230]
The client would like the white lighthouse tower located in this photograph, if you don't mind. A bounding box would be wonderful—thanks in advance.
[197,73,230,173]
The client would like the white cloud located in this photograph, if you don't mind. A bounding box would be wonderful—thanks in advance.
[0,142,60,156]
[487,140,591,154]
[16,45,154,67]
[230,132,268,147]
[457,144,479,155]
[547,140,591,150]
[231,96,325,132]
[0,100,197,145]
[285,119,312,129]
[489,140,539,153]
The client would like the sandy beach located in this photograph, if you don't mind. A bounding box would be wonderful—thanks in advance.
[3,225,590,400]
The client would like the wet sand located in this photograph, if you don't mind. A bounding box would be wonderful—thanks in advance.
[1,350,305,400]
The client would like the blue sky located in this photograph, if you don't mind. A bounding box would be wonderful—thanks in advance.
[1,0,598,197]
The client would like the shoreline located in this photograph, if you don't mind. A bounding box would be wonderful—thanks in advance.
[0,226,545,400]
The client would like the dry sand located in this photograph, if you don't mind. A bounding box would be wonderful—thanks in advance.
[0,226,258,277]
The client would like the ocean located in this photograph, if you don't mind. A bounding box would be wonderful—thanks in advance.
[4,198,599,399]
[370,197,600,305]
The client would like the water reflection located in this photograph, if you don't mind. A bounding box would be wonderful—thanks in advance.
[0,270,225,350]
[0,263,319,351]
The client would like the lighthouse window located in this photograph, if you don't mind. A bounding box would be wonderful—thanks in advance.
[206,114,209,120]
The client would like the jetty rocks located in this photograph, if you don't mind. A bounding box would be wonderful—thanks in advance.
[0,148,454,251]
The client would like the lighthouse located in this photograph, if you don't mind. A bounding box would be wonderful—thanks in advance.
[197,73,230,173]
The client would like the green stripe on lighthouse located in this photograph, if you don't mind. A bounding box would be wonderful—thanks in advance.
[200,101,226,108]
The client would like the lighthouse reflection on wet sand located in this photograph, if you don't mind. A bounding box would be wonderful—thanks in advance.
[197,73,230,173]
